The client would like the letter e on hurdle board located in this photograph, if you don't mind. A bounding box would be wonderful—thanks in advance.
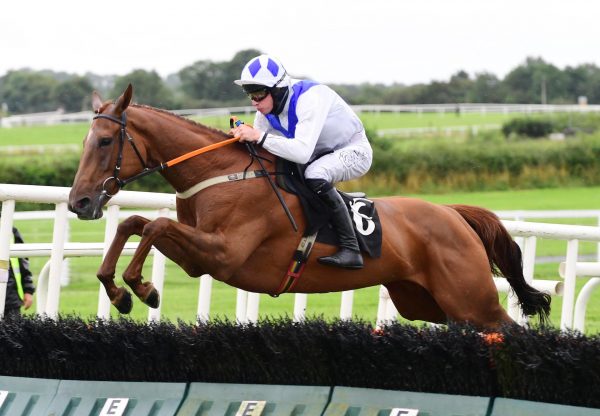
[99,398,129,415]
[390,409,419,416]
[0,391,8,408]
[236,400,266,416]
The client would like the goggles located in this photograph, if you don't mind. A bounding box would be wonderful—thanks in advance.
[247,88,270,102]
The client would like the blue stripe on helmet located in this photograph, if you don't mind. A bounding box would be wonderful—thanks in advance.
[248,58,262,77]
[267,58,279,76]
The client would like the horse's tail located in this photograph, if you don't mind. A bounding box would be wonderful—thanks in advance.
[449,204,551,325]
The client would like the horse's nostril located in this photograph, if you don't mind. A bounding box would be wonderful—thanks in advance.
[75,197,91,210]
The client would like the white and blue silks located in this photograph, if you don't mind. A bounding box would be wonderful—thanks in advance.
[252,79,372,183]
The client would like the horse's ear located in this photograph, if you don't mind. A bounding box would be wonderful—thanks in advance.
[92,91,103,113]
[114,83,133,114]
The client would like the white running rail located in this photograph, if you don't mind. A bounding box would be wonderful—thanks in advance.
[1,183,598,331]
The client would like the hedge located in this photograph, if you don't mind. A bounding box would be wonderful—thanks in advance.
[366,134,600,193]
[501,118,555,138]
[0,316,598,408]
[0,154,172,193]
[3,135,600,195]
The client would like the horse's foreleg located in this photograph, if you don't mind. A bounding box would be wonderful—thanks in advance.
[118,217,174,309]
[121,217,248,310]
[97,215,150,313]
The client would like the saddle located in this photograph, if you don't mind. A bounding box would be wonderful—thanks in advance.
[275,159,382,258]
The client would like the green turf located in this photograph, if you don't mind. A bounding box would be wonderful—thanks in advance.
[0,111,515,147]
[0,124,88,146]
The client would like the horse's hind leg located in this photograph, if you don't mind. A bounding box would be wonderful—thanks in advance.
[97,215,151,313]
[385,280,447,324]
[428,263,513,329]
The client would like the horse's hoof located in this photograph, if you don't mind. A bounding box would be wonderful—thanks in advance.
[144,288,160,309]
[113,289,133,314]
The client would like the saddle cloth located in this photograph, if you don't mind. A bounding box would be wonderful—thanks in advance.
[275,159,382,258]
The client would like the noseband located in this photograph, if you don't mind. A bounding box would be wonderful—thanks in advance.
[93,112,151,197]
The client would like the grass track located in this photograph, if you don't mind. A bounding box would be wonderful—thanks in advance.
[0,112,514,147]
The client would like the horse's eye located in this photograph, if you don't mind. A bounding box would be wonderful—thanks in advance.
[99,137,113,147]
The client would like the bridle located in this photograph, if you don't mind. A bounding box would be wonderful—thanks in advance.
[92,110,298,231]
[93,111,243,198]
[93,112,152,198]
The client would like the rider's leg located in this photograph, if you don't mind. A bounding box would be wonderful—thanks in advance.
[304,133,372,269]
[306,178,363,269]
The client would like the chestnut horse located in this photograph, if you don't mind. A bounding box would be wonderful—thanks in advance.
[68,85,551,328]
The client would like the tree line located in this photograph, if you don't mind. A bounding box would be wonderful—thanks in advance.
[2,49,600,115]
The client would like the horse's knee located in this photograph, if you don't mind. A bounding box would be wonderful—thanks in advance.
[118,215,149,235]
[97,260,116,282]
[141,217,170,238]
[96,269,114,283]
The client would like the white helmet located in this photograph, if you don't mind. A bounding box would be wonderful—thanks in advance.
[234,55,290,90]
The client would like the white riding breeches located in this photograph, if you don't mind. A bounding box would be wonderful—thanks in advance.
[304,130,373,184]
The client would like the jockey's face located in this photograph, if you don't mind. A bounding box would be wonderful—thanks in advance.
[252,92,273,115]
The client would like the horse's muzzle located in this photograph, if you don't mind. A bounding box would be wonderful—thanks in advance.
[68,194,106,220]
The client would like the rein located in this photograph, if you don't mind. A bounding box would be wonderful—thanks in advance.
[94,110,298,231]
[93,112,239,197]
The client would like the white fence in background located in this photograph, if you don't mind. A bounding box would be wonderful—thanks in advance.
[3,103,600,127]
[1,183,600,331]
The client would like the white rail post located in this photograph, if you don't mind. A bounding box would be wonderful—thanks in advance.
[385,297,399,322]
[61,219,71,287]
[574,277,600,332]
[246,292,260,323]
[597,214,600,261]
[36,260,51,314]
[293,293,307,322]
[0,200,16,320]
[147,208,170,322]
[340,290,354,320]
[376,285,390,327]
[197,274,213,323]
[561,239,579,330]
[97,205,120,320]
[236,289,248,323]
[45,202,69,319]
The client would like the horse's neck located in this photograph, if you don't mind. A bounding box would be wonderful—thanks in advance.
[131,108,243,192]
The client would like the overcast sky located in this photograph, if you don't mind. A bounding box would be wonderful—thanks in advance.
[2,0,598,85]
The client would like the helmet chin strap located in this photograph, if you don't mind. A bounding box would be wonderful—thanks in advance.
[270,86,289,116]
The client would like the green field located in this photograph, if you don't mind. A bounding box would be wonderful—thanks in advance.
[0,111,514,147]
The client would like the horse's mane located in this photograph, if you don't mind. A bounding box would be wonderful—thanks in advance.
[131,104,231,139]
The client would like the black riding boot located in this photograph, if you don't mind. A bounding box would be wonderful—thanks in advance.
[308,180,363,269]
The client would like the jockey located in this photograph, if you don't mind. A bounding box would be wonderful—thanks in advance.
[231,54,373,269]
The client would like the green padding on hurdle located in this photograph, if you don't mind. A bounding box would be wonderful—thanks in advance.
[45,379,186,416]
[323,387,491,416]
[491,398,600,416]
[176,382,331,415]
[0,375,59,416]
